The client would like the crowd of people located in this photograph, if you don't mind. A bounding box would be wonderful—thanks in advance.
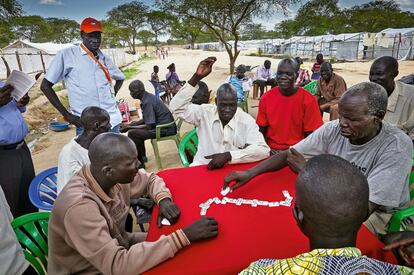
[2,16,414,274]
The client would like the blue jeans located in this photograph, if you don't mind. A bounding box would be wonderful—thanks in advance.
[76,124,120,136]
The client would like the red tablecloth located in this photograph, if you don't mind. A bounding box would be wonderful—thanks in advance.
[145,163,396,275]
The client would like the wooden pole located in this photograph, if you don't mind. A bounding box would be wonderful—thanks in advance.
[391,35,397,58]
[396,33,401,59]
[39,51,46,73]
[15,51,22,71]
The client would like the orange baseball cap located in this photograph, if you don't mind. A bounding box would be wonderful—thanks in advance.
[80,17,103,33]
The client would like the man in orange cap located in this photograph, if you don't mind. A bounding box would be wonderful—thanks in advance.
[41,17,125,135]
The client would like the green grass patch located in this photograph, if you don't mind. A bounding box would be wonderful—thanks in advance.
[122,67,140,80]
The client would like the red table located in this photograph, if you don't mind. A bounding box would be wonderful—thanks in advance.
[145,163,396,275]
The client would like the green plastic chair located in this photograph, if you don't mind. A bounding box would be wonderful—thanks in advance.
[150,118,183,170]
[237,90,249,113]
[178,129,198,167]
[11,212,51,275]
[388,158,414,232]
[303,80,318,95]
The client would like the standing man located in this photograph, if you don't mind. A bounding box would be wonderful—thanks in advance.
[254,60,277,97]
[122,80,176,169]
[370,56,414,139]
[256,58,323,153]
[41,17,125,135]
[0,84,37,217]
[315,62,347,121]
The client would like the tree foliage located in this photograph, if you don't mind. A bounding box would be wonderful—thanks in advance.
[0,0,22,23]
[107,1,148,54]
[137,30,155,50]
[171,16,205,49]
[146,11,173,43]
[157,0,297,73]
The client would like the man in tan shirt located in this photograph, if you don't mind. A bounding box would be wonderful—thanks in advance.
[48,133,218,275]
[315,62,347,120]
[370,56,414,140]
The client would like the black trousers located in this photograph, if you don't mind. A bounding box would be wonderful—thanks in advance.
[128,127,176,164]
[254,79,277,96]
[0,143,37,217]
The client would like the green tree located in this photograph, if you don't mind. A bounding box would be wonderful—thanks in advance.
[146,11,172,43]
[11,15,49,42]
[107,1,148,54]
[101,20,130,48]
[0,0,22,23]
[241,23,267,40]
[0,23,14,47]
[158,0,297,73]
[43,18,79,43]
[137,30,154,50]
[171,17,204,49]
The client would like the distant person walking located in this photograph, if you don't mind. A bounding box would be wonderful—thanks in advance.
[41,17,125,135]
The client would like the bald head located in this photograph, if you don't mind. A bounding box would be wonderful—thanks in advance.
[89,133,137,170]
[129,80,145,99]
[341,82,387,116]
[216,83,238,126]
[217,83,237,102]
[296,154,369,237]
[80,106,110,131]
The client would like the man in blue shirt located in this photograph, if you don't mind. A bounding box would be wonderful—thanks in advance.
[0,84,37,217]
[40,17,125,135]
[121,80,176,169]
[225,64,251,103]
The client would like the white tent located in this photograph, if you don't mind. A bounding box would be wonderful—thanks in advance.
[373,28,414,60]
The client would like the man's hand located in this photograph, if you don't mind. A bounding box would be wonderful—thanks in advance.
[287,148,305,173]
[0,84,13,107]
[63,113,82,128]
[223,170,253,191]
[120,124,130,133]
[157,198,180,227]
[384,231,414,268]
[205,152,231,170]
[319,103,330,111]
[188,57,217,87]
[183,217,218,242]
[16,93,30,107]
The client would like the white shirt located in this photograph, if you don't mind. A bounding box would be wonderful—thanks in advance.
[170,83,270,166]
[45,45,125,127]
[57,138,89,194]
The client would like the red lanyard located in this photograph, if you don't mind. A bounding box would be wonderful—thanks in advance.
[80,43,112,84]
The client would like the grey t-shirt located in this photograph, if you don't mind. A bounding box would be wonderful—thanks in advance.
[293,121,412,212]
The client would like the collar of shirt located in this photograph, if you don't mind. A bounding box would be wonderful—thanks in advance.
[79,45,104,59]
[82,165,122,203]
[212,109,237,131]
[303,247,361,258]
[387,81,403,112]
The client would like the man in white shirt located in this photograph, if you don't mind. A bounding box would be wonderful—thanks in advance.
[254,60,277,97]
[57,106,110,193]
[170,57,269,169]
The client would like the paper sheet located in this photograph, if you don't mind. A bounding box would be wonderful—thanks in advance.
[5,70,36,101]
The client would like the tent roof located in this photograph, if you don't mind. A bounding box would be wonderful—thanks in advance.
[376,27,414,37]
[2,40,74,54]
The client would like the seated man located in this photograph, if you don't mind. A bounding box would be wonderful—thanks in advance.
[256,58,323,153]
[122,80,177,168]
[370,56,414,139]
[254,60,277,97]
[48,133,218,274]
[170,57,270,169]
[311,53,324,80]
[315,62,347,121]
[57,106,111,194]
[225,64,252,103]
[294,57,311,87]
[240,154,413,274]
[224,82,412,237]
[400,74,414,85]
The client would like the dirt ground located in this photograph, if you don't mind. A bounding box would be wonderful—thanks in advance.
[30,48,414,173]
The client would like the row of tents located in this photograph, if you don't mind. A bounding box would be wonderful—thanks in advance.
[197,27,414,61]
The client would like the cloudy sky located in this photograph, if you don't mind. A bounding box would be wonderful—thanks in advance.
[20,0,414,30]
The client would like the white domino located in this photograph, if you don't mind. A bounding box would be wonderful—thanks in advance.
[161,218,171,226]
[221,187,231,196]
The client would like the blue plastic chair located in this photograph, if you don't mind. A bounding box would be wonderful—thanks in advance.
[28,167,58,211]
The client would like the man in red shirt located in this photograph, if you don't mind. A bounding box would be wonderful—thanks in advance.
[256,58,323,153]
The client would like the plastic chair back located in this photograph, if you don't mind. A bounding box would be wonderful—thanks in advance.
[179,129,199,167]
[303,80,318,95]
[11,212,51,275]
[28,167,58,211]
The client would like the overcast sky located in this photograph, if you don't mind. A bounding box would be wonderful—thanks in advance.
[20,0,414,30]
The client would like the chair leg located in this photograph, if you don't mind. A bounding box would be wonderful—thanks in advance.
[151,140,162,170]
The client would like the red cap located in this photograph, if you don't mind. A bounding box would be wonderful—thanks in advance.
[80,17,103,33]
